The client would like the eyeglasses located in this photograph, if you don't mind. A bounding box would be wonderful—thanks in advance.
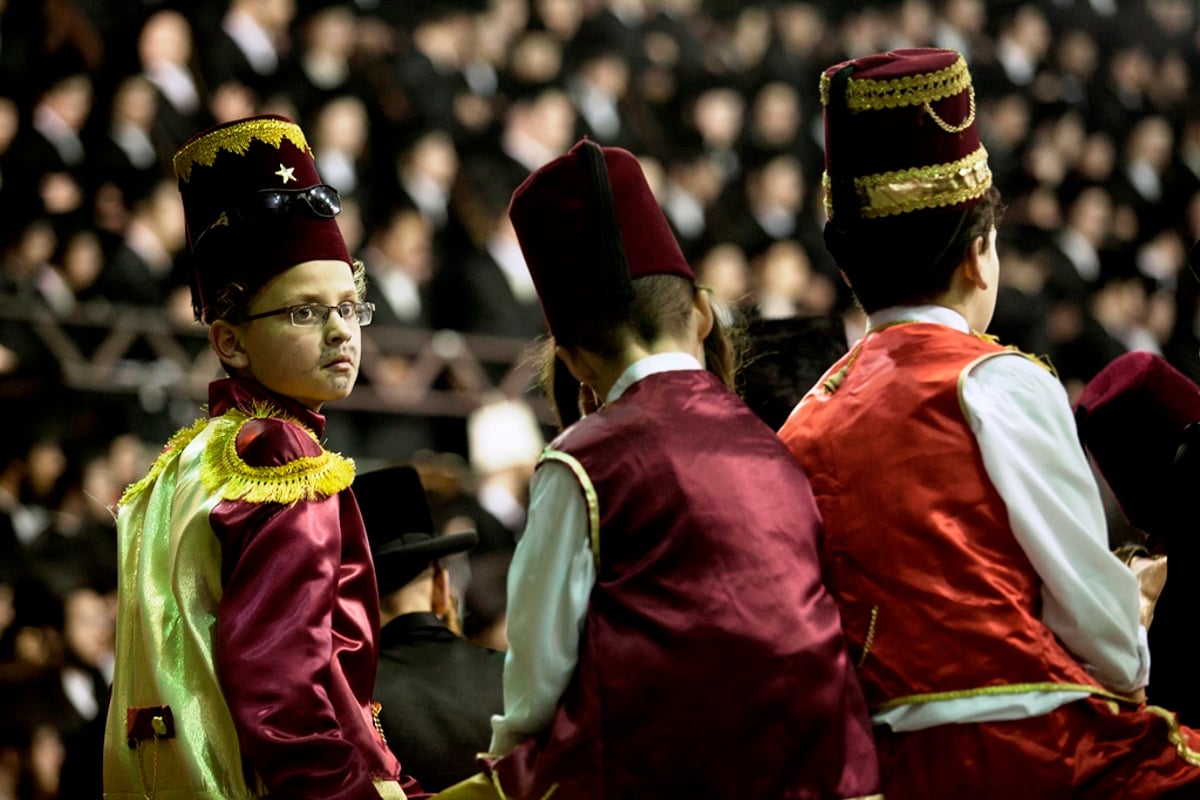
[195,184,343,244]
[243,301,375,327]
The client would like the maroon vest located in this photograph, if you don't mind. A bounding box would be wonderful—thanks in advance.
[492,370,880,800]
[778,323,1100,711]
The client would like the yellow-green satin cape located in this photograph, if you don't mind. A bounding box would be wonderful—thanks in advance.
[103,417,267,799]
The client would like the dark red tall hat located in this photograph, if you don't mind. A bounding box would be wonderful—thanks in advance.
[508,139,694,339]
[172,114,352,322]
[1076,351,1200,540]
[821,48,992,222]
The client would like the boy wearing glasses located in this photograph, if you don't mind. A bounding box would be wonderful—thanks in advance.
[103,115,419,799]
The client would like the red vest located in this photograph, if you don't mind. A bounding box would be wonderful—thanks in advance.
[493,370,880,800]
[778,323,1100,712]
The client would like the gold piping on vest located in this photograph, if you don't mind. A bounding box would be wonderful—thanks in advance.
[875,682,1135,713]
[174,117,312,182]
[539,449,601,567]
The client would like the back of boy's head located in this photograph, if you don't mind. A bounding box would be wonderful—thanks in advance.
[173,114,353,324]
[820,48,995,313]
[508,139,696,353]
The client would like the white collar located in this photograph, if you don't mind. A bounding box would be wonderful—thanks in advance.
[607,352,703,404]
[867,304,969,334]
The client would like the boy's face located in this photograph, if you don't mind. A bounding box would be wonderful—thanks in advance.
[229,259,362,410]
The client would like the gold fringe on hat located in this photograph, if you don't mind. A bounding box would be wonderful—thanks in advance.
[173,117,312,183]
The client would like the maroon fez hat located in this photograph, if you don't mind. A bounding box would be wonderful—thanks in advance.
[821,48,992,222]
[508,139,694,339]
[1075,351,1200,538]
[172,114,352,322]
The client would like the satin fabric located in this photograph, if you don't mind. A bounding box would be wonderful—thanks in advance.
[875,697,1200,800]
[489,370,880,800]
[780,325,1099,706]
[778,323,1200,796]
[105,378,408,799]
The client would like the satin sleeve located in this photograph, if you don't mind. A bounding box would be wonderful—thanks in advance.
[211,425,384,799]
[962,353,1149,693]
[490,460,596,755]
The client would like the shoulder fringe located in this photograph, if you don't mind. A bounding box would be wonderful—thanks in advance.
[117,403,356,509]
[119,417,210,507]
[202,402,355,505]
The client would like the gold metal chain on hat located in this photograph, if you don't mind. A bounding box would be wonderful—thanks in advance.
[923,85,976,134]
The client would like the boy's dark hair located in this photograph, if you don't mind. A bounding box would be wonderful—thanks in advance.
[739,315,849,431]
[824,186,1003,313]
[538,274,740,429]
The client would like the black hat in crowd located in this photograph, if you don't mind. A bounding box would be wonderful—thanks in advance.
[355,466,478,597]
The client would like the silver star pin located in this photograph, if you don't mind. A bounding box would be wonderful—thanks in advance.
[275,164,297,184]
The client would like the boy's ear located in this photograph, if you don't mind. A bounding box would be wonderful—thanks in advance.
[210,320,250,369]
[694,287,715,342]
[962,235,990,291]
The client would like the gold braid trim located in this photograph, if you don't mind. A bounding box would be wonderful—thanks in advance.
[173,118,311,183]
[118,417,209,507]
[971,331,1057,376]
[821,55,971,110]
[539,449,600,568]
[874,682,1136,713]
[823,146,992,219]
[1141,705,1200,767]
[201,402,355,505]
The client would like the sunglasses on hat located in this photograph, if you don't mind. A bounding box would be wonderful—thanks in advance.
[195,184,343,246]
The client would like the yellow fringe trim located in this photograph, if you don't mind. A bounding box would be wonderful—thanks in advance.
[118,417,209,507]
[174,118,311,183]
[821,54,971,111]
[823,146,992,219]
[201,402,355,505]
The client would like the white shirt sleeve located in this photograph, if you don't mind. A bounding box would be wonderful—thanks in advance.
[961,353,1150,694]
[489,460,597,754]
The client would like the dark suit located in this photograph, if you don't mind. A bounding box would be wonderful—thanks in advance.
[374,612,504,792]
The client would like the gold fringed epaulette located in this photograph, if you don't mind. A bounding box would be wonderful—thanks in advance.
[972,331,1058,377]
[119,417,210,507]
[200,404,355,505]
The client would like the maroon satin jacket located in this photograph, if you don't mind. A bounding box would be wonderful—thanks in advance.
[490,369,880,799]
[208,378,415,798]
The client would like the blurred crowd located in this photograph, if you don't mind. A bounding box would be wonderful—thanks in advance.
[3,0,1200,796]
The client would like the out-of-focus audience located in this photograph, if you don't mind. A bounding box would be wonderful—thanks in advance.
[3,1,1200,795]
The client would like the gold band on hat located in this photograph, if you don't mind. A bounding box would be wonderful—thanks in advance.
[823,145,992,219]
[173,118,312,183]
[820,54,972,111]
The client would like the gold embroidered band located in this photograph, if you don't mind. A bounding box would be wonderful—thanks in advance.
[820,54,972,111]
[822,145,991,219]
[174,117,312,183]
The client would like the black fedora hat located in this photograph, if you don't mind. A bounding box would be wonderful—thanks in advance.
[355,465,478,597]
